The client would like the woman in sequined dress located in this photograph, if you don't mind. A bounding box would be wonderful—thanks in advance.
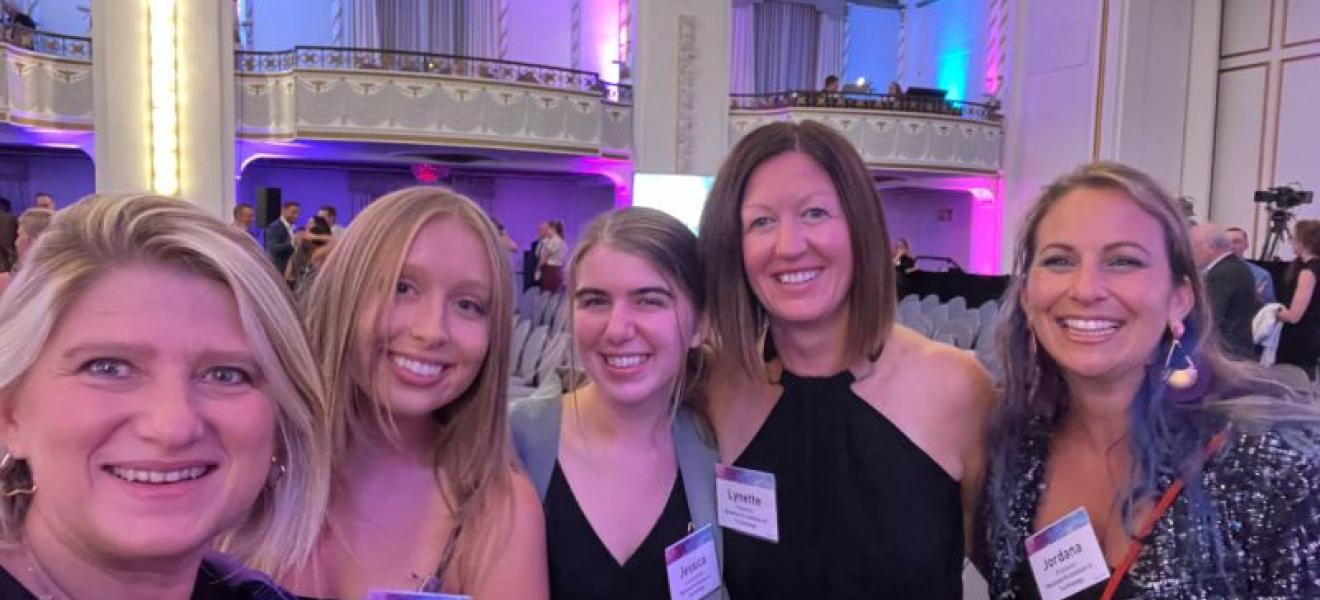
[980,161,1320,599]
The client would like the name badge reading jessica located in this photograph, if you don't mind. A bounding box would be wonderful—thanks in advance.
[715,464,779,543]
[665,524,722,600]
[1025,508,1110,600]
[364,590,472,600]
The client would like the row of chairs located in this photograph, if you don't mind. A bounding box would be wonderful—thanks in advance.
[509,287,574,401]
[898,294,1006,379]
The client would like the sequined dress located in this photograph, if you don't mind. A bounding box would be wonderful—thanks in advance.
[985,424,1320,599]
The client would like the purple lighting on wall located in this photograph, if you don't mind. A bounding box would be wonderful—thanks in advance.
[967,181,1002,275]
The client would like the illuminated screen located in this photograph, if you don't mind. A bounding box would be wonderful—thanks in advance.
[631,173,715,232]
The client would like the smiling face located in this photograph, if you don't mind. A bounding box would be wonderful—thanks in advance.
[355,216,493,421]
[572,244,699,408]
[1,264,276,563]
[1023,187,1193,387]
[740,151,854,330]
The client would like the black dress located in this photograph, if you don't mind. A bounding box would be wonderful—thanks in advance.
[1276,258,1320,373]
[723,370,964,599]
[0,557,294,600]
[545,462,692,600]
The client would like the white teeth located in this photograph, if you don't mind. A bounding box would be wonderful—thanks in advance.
[392,354,443,377]
[110,466,208,484]
[1062,318,1119,332]
[777,270,820,285]
[605,354,648,368]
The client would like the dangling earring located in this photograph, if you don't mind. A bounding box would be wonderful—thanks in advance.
[1163,328,1198,390]
[0,452,35,498]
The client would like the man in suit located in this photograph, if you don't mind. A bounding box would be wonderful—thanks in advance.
[1226,226,1277,304]
[264,201,300,275]
[1191,223,1260,359]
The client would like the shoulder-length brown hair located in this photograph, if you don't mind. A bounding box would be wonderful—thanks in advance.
[698,120,895,378]
[300,186,516,588]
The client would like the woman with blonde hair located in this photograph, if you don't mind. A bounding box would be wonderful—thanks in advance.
[285,186,546,599]
[0,194,329,598]
[0,208,55,294]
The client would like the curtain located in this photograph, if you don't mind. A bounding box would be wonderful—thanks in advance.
[753,0,819,93]
[461,0,501,58]
[347,0,380,48]
[730,1,756,94]
[815,9,844,88]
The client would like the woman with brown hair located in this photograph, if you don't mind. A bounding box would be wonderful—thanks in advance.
[698,120,991,598]
[284,186,546,599]
[1273,220,1320,375]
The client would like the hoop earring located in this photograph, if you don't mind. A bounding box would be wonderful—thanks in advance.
[1163,337,1199,390]
[0,453,35,498]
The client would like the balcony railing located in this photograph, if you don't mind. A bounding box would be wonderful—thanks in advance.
[0,22,90,61]
[730,91,1002,122]
[235,47,627,100]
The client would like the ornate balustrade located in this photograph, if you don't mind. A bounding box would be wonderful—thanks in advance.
[236,47,632,158]
[0,24,93,131]
[729,91,1003,174]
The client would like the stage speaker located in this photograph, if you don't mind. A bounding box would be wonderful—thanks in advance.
[256,187,282,227]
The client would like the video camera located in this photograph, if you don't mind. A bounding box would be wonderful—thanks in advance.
[1254,185,1314,209]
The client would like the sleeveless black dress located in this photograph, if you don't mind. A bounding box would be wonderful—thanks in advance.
[1277,258,1320,373]
[545,462,692,600]
[723,370,964,599]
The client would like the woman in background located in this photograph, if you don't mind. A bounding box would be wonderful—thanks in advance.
[537,220,567,293]
[0,208,54,294]
[285,186,546,600]
[1273,219,1320,375]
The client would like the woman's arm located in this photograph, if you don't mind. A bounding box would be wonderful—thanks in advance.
[1279,268,1315,323]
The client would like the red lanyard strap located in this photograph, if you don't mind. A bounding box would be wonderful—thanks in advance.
[1099,430,1230,600]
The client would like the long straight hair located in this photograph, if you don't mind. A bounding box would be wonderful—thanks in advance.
[985,161,1320,584]
[301,186,516,588]
[698,120,894,379]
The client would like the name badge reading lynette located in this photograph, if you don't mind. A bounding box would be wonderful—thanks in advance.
[1025,507,1111,600]
[665,523,722,600]
[714,464,779,543]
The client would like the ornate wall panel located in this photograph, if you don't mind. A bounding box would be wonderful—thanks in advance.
[0,46,93,130]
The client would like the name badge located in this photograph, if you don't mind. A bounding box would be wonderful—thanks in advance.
[1025,508,1111,600]
[364,591,472,600]
[715,464,779,543]
[665,523,722,600]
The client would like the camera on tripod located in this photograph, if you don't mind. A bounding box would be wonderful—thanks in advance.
[1254,185,1314,209]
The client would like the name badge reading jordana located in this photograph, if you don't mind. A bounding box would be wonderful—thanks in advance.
[665,523,722,600]
[715,464,779,543]
[1025,508,1111,600]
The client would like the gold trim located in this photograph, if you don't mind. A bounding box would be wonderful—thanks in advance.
[1092,0,1111,160]
[2,113,93,131]
[1221,0,1277,58]
[1282,0,1320,48]
[240,129,605,156]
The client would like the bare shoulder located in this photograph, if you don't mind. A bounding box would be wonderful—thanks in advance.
[507,467,546,532]
[867,324,993,413]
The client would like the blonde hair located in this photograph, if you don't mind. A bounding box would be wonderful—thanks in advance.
[301,186,516,588]
[0,194,330,575]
